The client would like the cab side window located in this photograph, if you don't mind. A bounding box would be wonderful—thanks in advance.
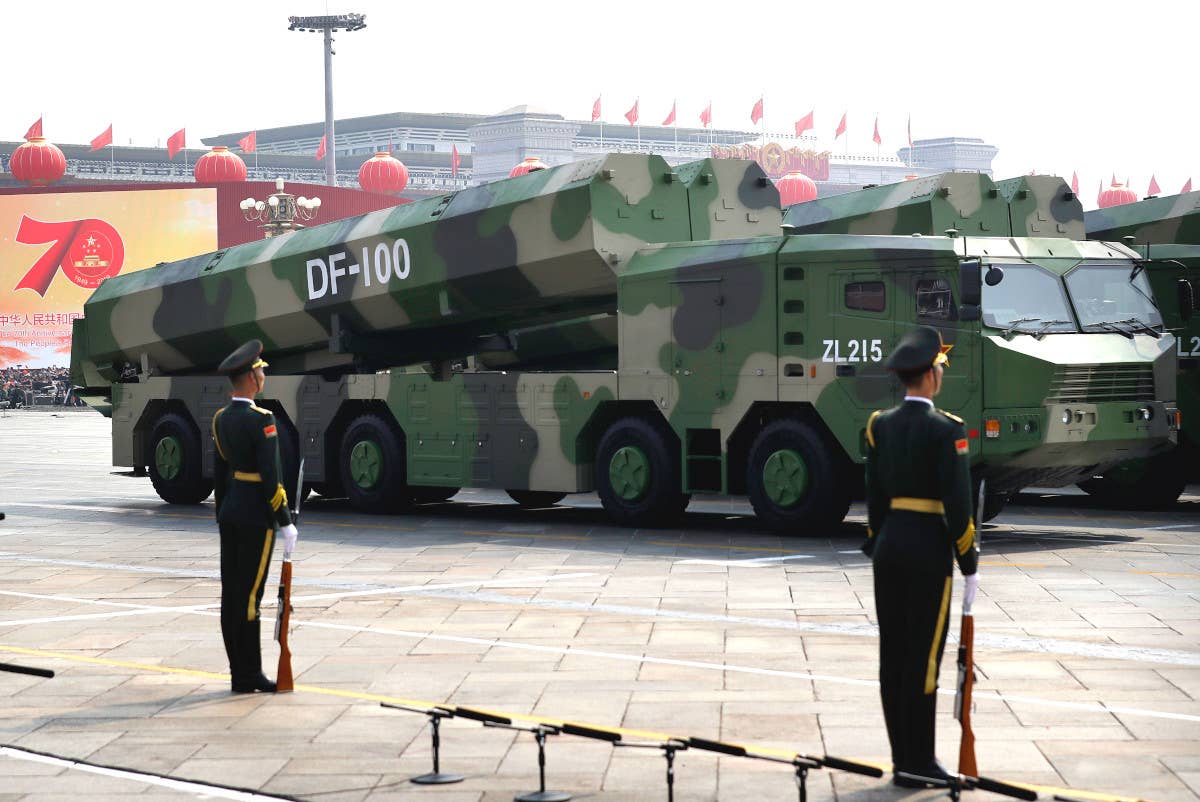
[845,281,886,312]
[916,278,955,320]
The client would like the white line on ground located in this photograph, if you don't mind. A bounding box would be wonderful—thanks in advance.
[2,555,1196,667]
[0,747,293,801]
[986,531,1200,549]
[674,554,814,567]
[6,590,1196,724]
[1139,523,1200,531]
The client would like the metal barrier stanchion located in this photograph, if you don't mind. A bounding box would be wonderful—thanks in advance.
[379,703,464,785]
[687,737,884,802]
[560,723,688,802]
[452,707,570,802]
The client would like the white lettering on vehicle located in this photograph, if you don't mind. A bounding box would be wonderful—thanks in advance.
[1177,335,1200,357]
[305,240,412,301]
[821,339,884,363]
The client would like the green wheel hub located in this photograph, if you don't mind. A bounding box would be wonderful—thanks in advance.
[153,435,183,481]
[349,440,383,490]
[609,445,650,502]
[762,448,808,508]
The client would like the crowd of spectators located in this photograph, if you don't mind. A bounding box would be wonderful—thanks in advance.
[2,366,84,408]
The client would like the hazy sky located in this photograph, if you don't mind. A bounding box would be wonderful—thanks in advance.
[8,0,1192,208]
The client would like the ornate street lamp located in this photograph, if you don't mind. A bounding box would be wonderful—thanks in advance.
[240,178,321,238]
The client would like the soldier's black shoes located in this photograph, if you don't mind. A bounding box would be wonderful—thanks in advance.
[231,674,277,693]
[893,761,955,788]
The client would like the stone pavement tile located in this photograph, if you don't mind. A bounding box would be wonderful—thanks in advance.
[635,660,726,688]
[602,749,718,797]
[160,755,289,787]
[622,699,721,736]
[264,772,379,800]
[718,710,821,750]
[1113,712,1200,740]
[647,622,724,650]
[572,620,653,646]
[12,728,123,758]
[83,738,201,775]
[717,757,835,801]
[1078,611,1171,628]
[724,633,806,654]
[532,690,629,724]
[365,782,483,801]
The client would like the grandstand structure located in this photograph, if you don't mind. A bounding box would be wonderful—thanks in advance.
[1,106,998,199]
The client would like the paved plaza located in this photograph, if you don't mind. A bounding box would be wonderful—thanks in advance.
[1,408,1197,801]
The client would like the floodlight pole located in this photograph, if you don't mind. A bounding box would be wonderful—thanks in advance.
[288,13,366,187]
[323,26,335,187]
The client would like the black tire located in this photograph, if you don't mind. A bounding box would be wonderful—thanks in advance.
[595,416,688,527]
[507,489,567,507]
[412,486,460,503]
[745,419,848,534]
[981,492,1008,523]
[1078,450,1187,510]
[148,412,213,505]
[338,414,408,514]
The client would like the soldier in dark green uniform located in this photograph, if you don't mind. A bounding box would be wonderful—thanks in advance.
[863,326,980,787]
[212,340,298,693]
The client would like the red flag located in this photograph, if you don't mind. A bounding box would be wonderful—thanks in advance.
[1183,178,1194,193]
[315,135,327,161]
[662,101,676,127]
[451,144,461,178]
[1070,171,1080,194]
[1148,175,1161,196]
[834,113,847,139]
[699,102,712,128]
[167,128,186,159]
[591,96,601,122]
[872,116,882,146]
[750,96,763,125]
[238,131,257,153]
[794,110,814,137]
[24,117,42,140]
[89,124,113,152]
[625,99,639,126]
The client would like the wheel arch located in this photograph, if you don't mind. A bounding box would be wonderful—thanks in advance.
[725,402,859,497]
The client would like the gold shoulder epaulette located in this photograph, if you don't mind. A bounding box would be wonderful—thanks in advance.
[249,404,273,416]
[866,409,884,448]
[938,409,964,424]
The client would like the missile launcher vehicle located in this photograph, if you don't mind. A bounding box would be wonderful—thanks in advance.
[72,159,1180,531]
[784,173,1183,519]
[1083,191,1200,505]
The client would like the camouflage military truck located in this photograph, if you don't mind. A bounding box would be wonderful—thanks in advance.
[71,159,1179,532]
[783,173,1182,519]
[1082,191,1200,505]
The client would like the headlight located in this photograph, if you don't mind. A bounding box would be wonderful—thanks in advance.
[1062,409,1072,425]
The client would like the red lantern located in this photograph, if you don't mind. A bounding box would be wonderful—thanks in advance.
[10,137,66,186]
[194,146,247,182]
[1097,182,1138,209]
[509,157,548,178]
[776,170,818,206]
[357,152,409,194]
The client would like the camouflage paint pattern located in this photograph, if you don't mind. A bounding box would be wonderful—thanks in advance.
[74,158,1179,526]
[781,173,1010,237]
[996,175,1085,240]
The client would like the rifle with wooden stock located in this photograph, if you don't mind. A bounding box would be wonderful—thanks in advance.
[274,459,302,693]
[955,598,977,778]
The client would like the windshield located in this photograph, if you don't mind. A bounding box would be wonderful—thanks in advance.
[1065,262,1163,331]
[980,264,1076,333]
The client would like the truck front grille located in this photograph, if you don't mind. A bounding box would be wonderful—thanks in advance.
[1047,364,1155,403]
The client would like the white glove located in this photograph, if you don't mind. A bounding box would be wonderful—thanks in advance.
[278,524,298,557]
[963,572,980,611]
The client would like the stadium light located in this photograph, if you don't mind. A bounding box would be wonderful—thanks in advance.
[288,13,366,187]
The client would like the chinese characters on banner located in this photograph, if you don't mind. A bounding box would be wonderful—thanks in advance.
[0,188,219,368]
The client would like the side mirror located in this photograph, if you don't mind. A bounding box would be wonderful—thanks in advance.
[959,259,982,306]
[1180,278,1196,321]
[985,266,1005,286]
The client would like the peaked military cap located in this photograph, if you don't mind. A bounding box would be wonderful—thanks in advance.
[884,326,951,371]
[218,339,269,377]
